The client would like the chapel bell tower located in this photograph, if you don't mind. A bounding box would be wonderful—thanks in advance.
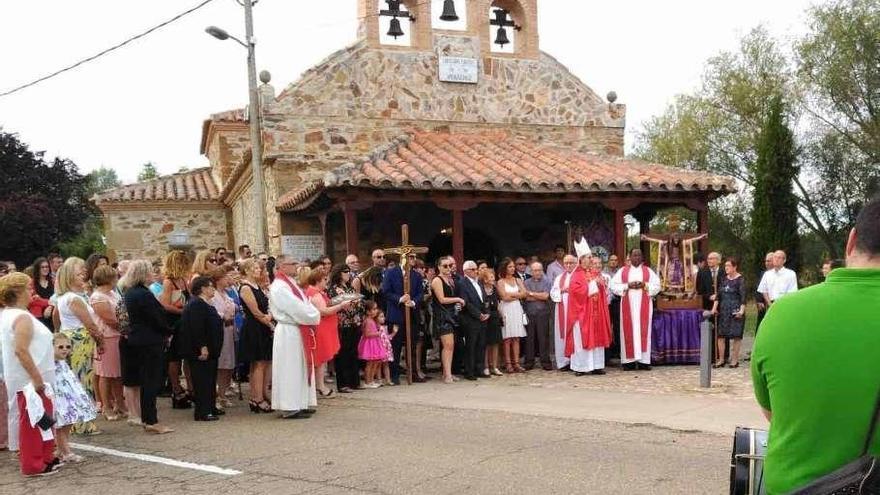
[357,0,540,59]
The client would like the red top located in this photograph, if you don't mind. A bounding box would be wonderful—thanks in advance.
[307,287,340,365]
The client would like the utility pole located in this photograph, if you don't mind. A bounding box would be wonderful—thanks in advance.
[243,0,268,254]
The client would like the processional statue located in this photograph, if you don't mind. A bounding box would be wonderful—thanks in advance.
[639,214,707,299]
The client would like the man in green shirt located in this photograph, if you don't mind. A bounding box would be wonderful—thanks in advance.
[752,198,880,494]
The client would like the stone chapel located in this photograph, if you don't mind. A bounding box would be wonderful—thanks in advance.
[95,0,734,264]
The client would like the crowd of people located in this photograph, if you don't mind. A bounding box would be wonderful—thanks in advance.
[0,229,816,477]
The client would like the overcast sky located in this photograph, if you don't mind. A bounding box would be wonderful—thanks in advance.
[0,0,817,184]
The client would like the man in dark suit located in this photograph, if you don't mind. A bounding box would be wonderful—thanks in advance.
[696,252,722,310]
[696,252,723,360]
[380,254,425,385]
[457,260,489,380]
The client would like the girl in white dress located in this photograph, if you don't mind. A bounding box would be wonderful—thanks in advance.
[497,258,527,373]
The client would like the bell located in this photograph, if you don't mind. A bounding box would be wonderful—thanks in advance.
[440,0,459,21]
[387,17,405,39]
[494,26,510,47]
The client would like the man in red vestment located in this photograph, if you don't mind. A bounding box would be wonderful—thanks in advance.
[566,239,613,376]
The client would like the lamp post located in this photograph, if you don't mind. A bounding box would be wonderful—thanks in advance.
[205,0,268,254]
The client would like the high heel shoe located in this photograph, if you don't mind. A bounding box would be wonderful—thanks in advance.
[248,400,261,413]
[257,400,273,413]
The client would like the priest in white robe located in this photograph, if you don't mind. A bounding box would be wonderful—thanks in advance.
[550,255,577,370]
[610,249,661,370]
[269,255,321,419]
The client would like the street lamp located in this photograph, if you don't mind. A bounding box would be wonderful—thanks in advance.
[204,0,269,254]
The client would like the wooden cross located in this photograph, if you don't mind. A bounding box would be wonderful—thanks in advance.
[383,224,429,385]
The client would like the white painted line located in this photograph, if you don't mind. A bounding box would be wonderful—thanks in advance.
[70,443,242,476]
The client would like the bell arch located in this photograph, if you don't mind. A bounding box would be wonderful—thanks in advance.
[359,0,432,50]
[431,0,468,31]
[479,0,538,59]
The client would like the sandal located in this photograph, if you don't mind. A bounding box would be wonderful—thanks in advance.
[317,389,336,399]
[144,424,174,435]
[728,362,740,368]
[257,400,273,413]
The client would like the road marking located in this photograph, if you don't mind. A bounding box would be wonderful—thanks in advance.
[71,443,242,476]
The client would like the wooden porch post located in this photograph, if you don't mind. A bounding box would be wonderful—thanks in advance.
[434,200,478,265]
[343,207,359,257]
[452,208,464,265]
[603,199,640,259]
[697,207,710,254]
[613,208,626,259]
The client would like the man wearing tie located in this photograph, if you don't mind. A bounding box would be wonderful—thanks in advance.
[697,252,723,360]
[457,260,490,380]
[380,254,424,385]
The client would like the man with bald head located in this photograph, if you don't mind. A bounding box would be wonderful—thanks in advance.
[697,251,722,311]
[610,249,662,370]
[345,254,360,277]
[758,249,798,310]
[523,262,553,370]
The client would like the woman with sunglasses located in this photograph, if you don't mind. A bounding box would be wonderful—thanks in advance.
[191,250,218,281]
[29,257,54,328]
[328,264,363,392]
[431,256,466,383]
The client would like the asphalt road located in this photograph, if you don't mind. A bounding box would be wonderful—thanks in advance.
[0,395,730,495]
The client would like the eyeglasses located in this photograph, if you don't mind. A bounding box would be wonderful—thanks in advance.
[516,262,527,266]
[441,264,452,268]
[373,255,385,259]
[56,345,71,350]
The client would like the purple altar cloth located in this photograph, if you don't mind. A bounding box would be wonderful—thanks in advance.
[651,309,702,365]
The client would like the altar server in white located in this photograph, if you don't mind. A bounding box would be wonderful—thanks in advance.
[269,255,321,419]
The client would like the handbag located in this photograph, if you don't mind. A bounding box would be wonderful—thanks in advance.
[789,389,880,494]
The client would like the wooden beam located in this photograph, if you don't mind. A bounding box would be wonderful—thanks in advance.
[613,208,626,259]
[697,207,710,254]
[343,207,359,257]
[325,188,722,206]
[452,208,464,265]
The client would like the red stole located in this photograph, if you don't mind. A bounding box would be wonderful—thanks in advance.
[276,273,316,384]
[556,272,575,358]
[620,265,651,360]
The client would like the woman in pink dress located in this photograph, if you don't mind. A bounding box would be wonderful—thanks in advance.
[89,266,127,421]
[210,266,237,408]
[305,267,355,398]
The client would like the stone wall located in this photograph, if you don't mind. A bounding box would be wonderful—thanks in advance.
[104,207,228,261]
[230,181,258,254]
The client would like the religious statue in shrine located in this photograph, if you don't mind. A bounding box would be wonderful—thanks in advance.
[639,214,707,297]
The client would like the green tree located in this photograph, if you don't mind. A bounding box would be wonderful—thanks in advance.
[750,96,801,274]
[58,166,122,259]
[794,0,880,255]
[86,166,121,197]
[138,162,160,181]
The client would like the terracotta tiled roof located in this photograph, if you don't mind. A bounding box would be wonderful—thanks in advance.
[94,167,220,205]
[277,131,735,211]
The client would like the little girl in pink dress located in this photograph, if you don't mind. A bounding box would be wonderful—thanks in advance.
[357,301,386,389]
[376,312,395,386]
